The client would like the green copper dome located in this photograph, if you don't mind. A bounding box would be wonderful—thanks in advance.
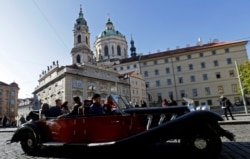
[75,6,87,26]
[97,18,125,38]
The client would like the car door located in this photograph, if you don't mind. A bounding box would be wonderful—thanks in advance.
[73,114,132,143]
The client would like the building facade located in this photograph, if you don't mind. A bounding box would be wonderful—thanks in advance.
[137,40,249,107]
[0,81,19,125]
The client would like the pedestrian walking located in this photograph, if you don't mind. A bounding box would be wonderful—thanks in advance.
[219,95,235,120]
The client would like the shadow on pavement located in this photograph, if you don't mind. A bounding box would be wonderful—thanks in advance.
[25,142,219,159]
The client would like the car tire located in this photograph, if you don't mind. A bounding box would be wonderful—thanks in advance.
[20,132,38,155]
[180,128,222,158]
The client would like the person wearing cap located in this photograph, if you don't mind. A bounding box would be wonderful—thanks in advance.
[89,93,105,115]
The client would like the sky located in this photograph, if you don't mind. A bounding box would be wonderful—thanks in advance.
[1,0,250,99]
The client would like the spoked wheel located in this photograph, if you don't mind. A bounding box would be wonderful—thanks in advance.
[180,128,222,158]
[21,132,38,155]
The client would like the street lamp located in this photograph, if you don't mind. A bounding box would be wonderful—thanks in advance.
[235,61,248,114]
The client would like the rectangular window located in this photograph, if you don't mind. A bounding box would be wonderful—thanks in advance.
[187,55,191,59]
[133,64,137,68]
[176,57,179,61]
[72,79,83,88]
[180,90,185,98]
[167,79,172,85]
[10,99,15,105]
[155,69,159,75]
[165,68,170,74]
[199,52,204,57]
[227,58,232,64]
[229,70,235,77]
[127,65,130,69]
[205,87,211,95]
[190,75,195,82]
[177,66,181,72]
[145,82,150,88]
[11,91,15,96]
[232,84,237,93]
[207,100,212,105]
[216,72,221,79]
[153,60,158,65]
[225,48,229,53]
[120,67,123,70]
[192,88,198,97]
[168,91,173,99]
[203,74,208,80]
[189,64,193,70]
[143,62,147,66]
[178,77,183,83]
[144,71,148,77]
[157,93,162,102]
[218,86,224,94]
[164,58,168,63]
[201,62,206,68]
[156,80,161,87]
[214,60,218,66]
[212,50,216,55]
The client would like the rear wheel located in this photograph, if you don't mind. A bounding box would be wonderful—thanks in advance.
[180,128,222,158]
[20,132,38,155]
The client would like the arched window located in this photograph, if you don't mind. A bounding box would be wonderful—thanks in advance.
[117,45,121,56]
[112,46,114,55]
[85,36,88,44]
[76,55,81,63]
[104,46,109,56]
[77,35,81,43]
[124,48,126,56]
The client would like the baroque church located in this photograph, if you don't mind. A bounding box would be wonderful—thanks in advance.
[33,6,147,107]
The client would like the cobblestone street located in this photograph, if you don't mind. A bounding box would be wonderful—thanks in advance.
[0,122,250,159]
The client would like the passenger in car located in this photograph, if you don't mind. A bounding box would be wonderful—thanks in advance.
[61,101,70,114]
[89,94,105,115]
[68,96,82,116]
[48,99,63,117]
[39,103,50,119]
[78,99,92,115]
[103,95,116,114]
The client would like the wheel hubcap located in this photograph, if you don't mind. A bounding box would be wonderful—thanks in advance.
[27,138,33,147]
[194,138,207,150]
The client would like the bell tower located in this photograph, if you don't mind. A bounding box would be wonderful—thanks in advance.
[71,5,93,64]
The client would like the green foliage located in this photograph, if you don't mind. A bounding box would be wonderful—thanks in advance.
[237,61,250,95]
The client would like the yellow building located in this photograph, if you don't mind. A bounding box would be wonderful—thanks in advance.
[139,40,248,107]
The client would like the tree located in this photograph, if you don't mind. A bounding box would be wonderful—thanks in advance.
[237,61,250,95]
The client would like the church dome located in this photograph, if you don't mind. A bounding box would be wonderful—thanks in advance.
[97,18,125,38]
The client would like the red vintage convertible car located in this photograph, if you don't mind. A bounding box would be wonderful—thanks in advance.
[8,94,235,158]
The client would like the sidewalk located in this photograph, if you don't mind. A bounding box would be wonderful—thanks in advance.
[219,113,250,125]
[0,127,17,132]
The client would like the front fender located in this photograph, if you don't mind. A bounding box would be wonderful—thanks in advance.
[116,111,225,145]
[10,122,41,143]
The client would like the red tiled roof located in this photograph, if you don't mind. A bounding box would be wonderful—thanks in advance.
[120,40,248,63]
[141,41,248,60]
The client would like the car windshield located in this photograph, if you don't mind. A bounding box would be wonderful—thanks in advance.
[110,94,133,111]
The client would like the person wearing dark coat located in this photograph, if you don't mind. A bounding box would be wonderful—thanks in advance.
[89,94,105,115]
[219,95,235,120]
[68,96,82,116]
